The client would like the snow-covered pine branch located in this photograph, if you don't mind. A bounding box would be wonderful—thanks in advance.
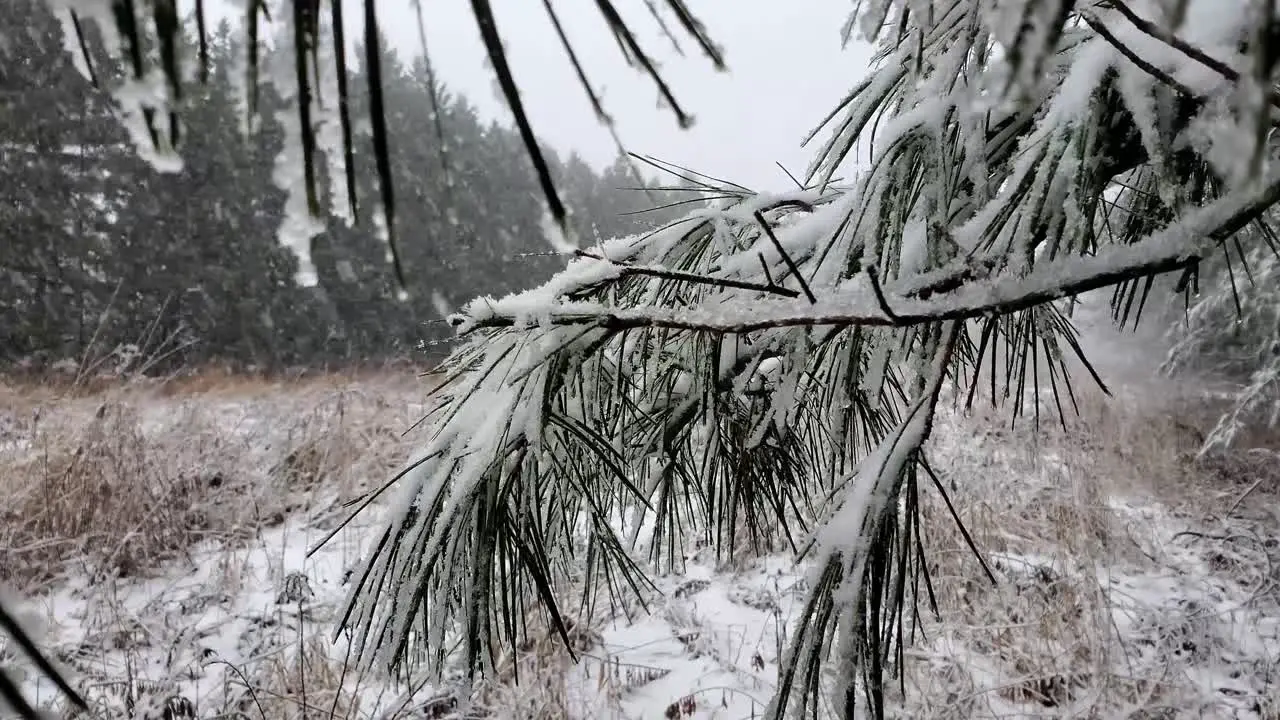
[446,169,1280,337]
[334,3,1280,718]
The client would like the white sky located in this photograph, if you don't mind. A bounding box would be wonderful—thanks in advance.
[203,1,872,191]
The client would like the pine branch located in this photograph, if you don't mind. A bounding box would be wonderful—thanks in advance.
[865,264,901,323]
[0,599,88,713]
[470,0,571,241]
[1081,11,1197,98]
[455,173,1280,335]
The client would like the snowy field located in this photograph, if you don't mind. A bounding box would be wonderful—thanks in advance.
[1,360,1278,720]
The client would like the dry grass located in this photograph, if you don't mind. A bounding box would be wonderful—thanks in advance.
[2,401,217,587]
[227,634,357,720]
[0,367,445,720]
[5,363,1278,720]
[887,378,1280,719]
[52,589,366,720]
[0,370,424,592]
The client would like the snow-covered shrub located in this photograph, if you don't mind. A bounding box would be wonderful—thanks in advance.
[1164,233,1280,451]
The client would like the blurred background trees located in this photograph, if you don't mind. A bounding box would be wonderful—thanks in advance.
[0,1,685,374]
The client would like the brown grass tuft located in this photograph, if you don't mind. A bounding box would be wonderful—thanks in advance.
[892,377,1280,718]
[2,402,224,587]
[0,370,423,591]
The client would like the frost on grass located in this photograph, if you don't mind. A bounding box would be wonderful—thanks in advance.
[0,376,430,714]
[3,374,1279,719]
[1165,242,1280,452]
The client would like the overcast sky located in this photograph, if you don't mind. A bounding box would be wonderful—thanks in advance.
[202,2,871,191]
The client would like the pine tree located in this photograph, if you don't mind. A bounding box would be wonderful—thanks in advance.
[0,0,132,366]
[105,22,308,371]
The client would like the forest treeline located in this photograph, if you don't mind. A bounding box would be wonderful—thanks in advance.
[0,2,685,374]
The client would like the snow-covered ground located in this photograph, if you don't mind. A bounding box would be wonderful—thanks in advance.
[2,369,1278,719]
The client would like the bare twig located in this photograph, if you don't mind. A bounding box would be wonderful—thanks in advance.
[1226,477,1266,517]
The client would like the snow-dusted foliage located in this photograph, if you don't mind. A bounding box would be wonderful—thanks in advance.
[44,0,185,173]
[335,2,1280,717]
[41,0,360,287]
[1165,228,1280,451]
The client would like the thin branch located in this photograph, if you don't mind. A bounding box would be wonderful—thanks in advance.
[919,458,997,585]
[194,0,208,83]
[543,0,611,124]
[0,601,88,711]
[628,153,717,191]
[332,0,358,219]
[245,0,262,121]
[776,161,806,190]
[758,252,776,287]
[635,152,754,193]
[0,670,41,720]
[617,194,738,215]
[753,210,817,304]
[1080,12,1198,98]
[364,0,404,289]
[68,11,100,88]
[643,0,684,55]
[595,0,694,128]
[458,168,1280,333]
[471,0,571,239]
[292,0,320,216]
[663,0,725,69]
